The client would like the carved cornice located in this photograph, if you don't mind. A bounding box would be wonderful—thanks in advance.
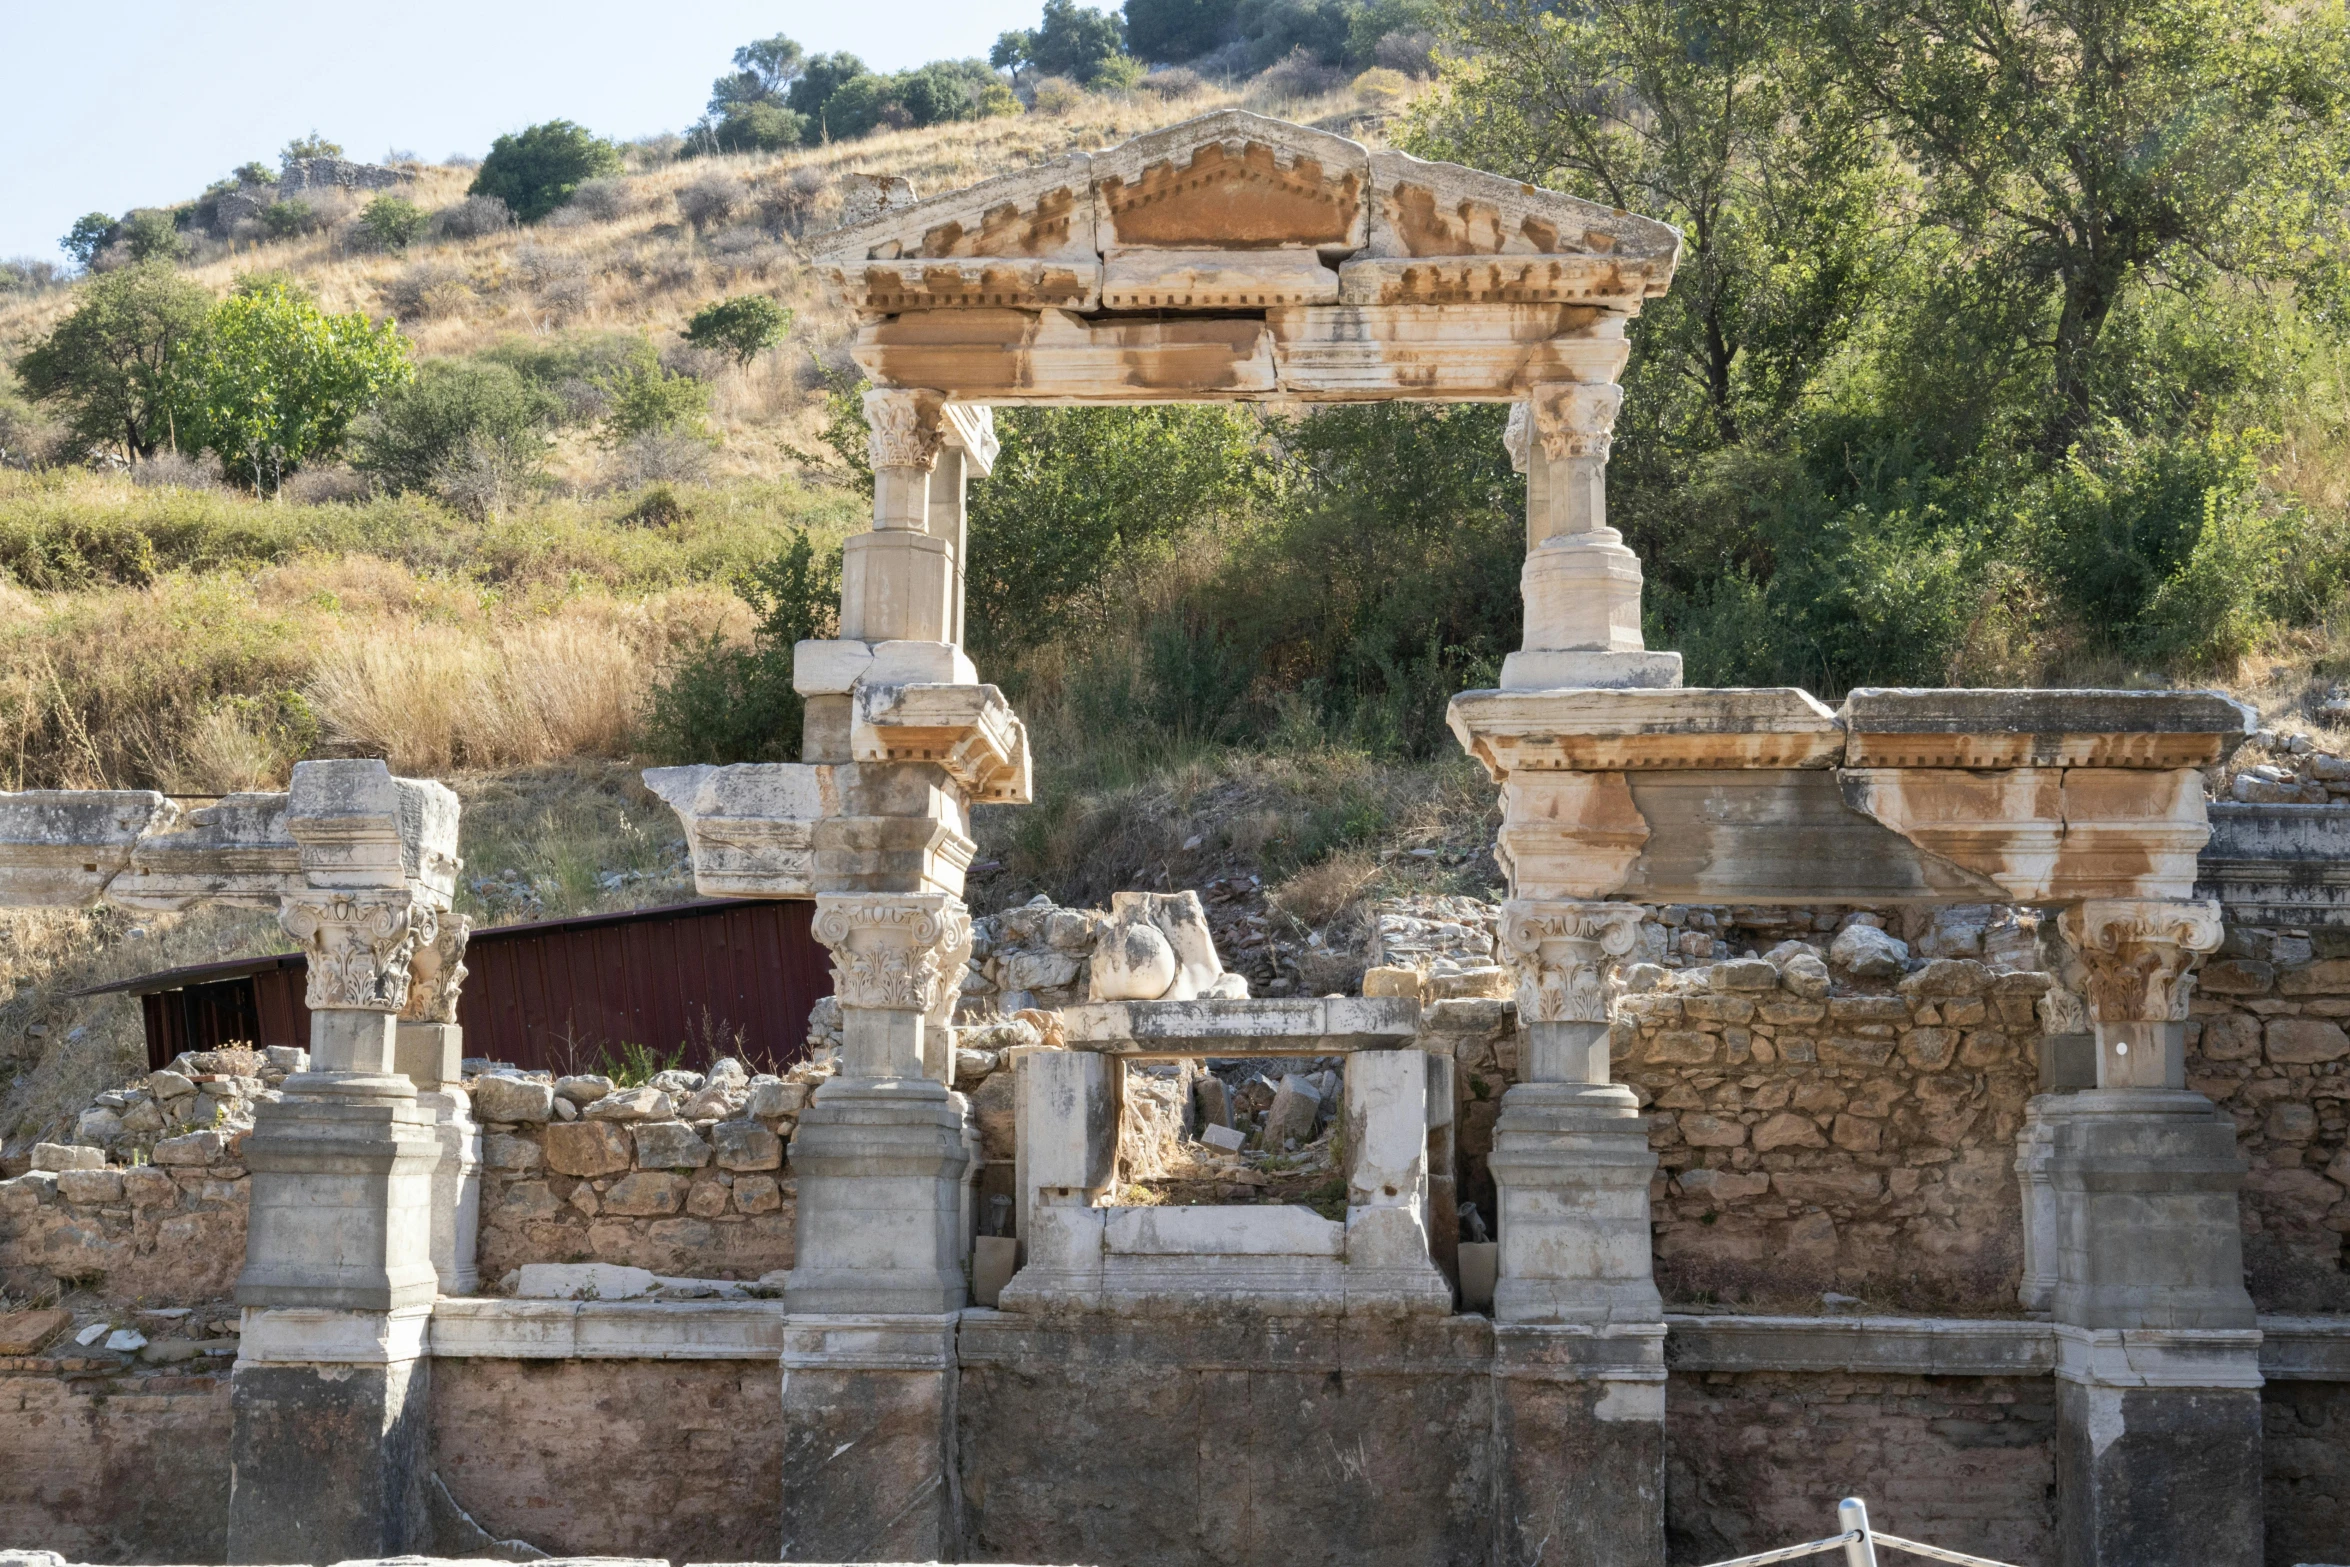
[2058,898,2223,1025]
[401,912,471,1024]
[812,893,972,1013]
[1527,383,1623,462]
[864,389,947,471]
[280,890,434,1013]
[1500,899,1644,1023]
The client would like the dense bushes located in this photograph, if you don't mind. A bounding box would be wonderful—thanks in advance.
[351,360,557,511]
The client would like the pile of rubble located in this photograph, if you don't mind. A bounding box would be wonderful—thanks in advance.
[64,1045,302,1166]
[2228,720,2350,804]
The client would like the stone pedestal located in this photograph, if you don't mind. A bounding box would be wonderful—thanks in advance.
[1492,1324,1667,1567]
[398,1015,480,1297]
[2045,896,2263,1567]
[779,1314,961,1562]
[1488,902,1663,1326]
[227,1306,433,1564]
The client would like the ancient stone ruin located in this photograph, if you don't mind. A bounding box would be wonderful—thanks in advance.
[0,111,2344,1567]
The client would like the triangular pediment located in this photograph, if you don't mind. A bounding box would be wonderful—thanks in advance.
[814,156,1097,264]
[1365,151,1678,262]
[1090,110,1368,252]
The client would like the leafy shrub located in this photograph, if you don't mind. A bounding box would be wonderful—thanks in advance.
[470,121,622,224]
[351,359,557,501]
[1032,76,1087,113]
[0,258,64,294]
[642,530,839,764]
[682,296,792,366]
[281,131,342,161]
[431,195,512,240]
[260,200,315,240]
[479,331,658,424]
[1140,67,1207,96]
[358,196,429,251]
[677,173,748,232]
[599,361,713,445]
[562,178,635,222]
[706,102,806,153]
[232,161,277,187]
[118,210,188,263]
[1350,66,1410,104]
[995,0,1133,85]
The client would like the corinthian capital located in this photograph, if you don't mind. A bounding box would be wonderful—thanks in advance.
[812,892,972,1013]
[1500,899,1644,1023]
[864,388,947,471]
[280,890,437,1013]
[401,912,472,1024]
[1527,383,1624,462]
[2058,898,2223,1025]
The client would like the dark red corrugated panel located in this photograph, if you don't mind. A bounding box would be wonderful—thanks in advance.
[454,900,829,1074]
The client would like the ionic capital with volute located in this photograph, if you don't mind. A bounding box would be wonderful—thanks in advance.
[1500,899,1645,1023]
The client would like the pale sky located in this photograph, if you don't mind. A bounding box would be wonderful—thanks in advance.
[0,0,1050,261]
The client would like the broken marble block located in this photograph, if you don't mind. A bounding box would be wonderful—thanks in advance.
[1088,889,1251,1003]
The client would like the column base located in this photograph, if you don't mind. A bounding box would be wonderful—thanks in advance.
[227,1307,432,1564]
[1500,649,1683,691]
[1489,1083,1663,1326]
[784,1077,973,1315]
[780,1313,960,1562]
[2055,1328,2264,1567]
[236,1072,442,1311]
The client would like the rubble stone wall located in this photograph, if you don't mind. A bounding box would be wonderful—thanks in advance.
[430,1358,784,1562]
[475,1099,799,1283]
[0,1361,232,1561]
[1663,1371,2055,1566]
[1620,957,2045,1313]
[0,1132,250,1304]
[2185,924,2350,1312]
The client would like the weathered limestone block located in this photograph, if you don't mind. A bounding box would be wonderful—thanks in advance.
[850,681,1031,803]
[0,789,176,905]
[779,1314,960,1563]
[1839,686,2256,770]
[1086,890,1247,1002]
[107,792,296,909]
[1101,248,1339,308]
[1092,110,1366,252]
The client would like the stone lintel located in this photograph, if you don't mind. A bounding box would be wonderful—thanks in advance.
[108,791,297,909]
[1059,995,1418,1054]
[1840,686,2257,768]
[1843,766,2211,903]
[851,681,1032,803]
[1448,686,1846,778]
[1101,248,1339,308]
[0,788,177,906]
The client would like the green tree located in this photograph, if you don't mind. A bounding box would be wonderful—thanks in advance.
[710,33,806,113]
[61,214,117,268]
[682,296,794,366]
[786,53,877,140]
[1820,0,2350,443]
[119,210,187,264]
[281,131,343,161]
[705,101,807,153]
[470,120,623,224]
[995,0,1132,84]
[232,161,277,187]
[351,358,557,495]
[966,405,1268,660]
[260,201,314,240]
[359,195,430,251]
[1124,0,1240,62]
[14,263,211,460]
[185,278,413,491]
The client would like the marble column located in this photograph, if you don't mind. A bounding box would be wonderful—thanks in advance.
[1499,384,1680,692]
[1485,897,1666,1567]
[2046,897,2262,1567]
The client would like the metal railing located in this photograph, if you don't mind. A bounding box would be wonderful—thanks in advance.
[1697,1498,2022,1567]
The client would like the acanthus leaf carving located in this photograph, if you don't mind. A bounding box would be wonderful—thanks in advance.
[2058,898,2223,1026]
[401,912,471,1023]
[863,388,946,471]
[1500,899,1644,1023]
[280,890,434,1012]
[812,893,972,1013]
[1527,383,1622,462]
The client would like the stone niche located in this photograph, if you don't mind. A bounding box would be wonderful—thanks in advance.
[997,996,1456,1315]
